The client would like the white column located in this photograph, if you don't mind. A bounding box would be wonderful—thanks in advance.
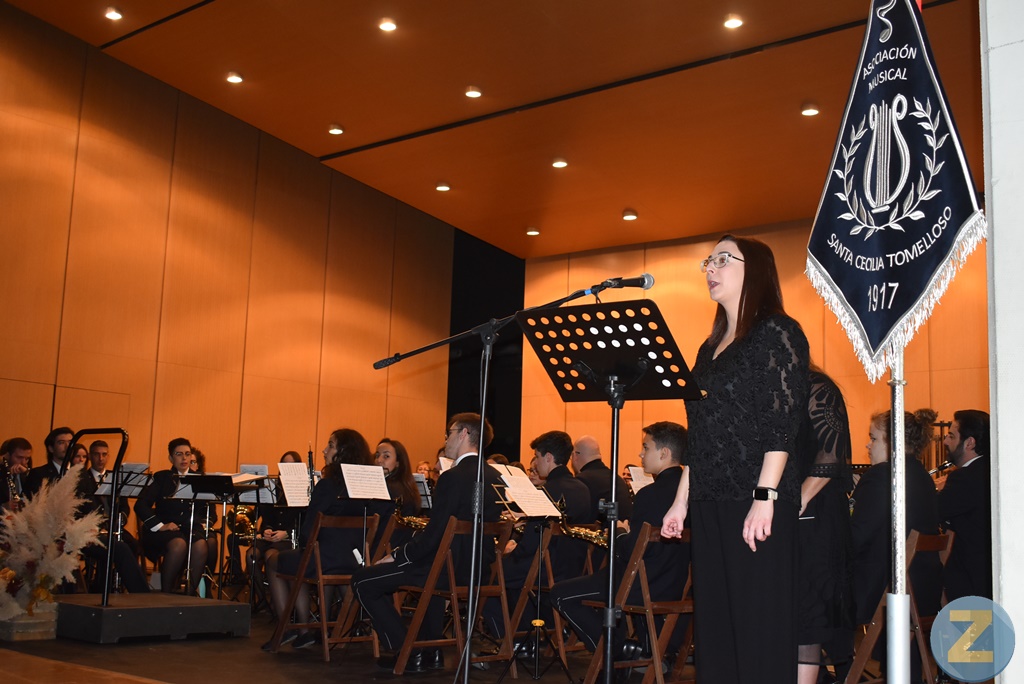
[981,0,1024,681]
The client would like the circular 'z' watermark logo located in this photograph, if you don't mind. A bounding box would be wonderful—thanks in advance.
[931,596,1015,682]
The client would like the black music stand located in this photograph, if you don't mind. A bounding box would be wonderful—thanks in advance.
[186,474,263,599]
[516,299,702,684]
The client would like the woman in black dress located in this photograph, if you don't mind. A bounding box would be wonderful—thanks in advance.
[135,437,216,594]
[375,438,421,549]
[797,370,855,684]
[662,235,809,684]
[248,451,303,594]
[844,408,942,680]
[265,428,388,650]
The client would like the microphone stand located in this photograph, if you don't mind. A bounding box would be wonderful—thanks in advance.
[374,281,623,684]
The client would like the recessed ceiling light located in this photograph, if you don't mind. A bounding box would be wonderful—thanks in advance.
[226,72,243,84]
[552,158,568,169]
[526,229,540,236]
[801,102,820,116]
[436,182,451,192]
[105,7,122,21]
[622,208,638,221]
[328,124,344,135]
[724,14,743,29]
[379,18,396,31]
[465,86,482,99]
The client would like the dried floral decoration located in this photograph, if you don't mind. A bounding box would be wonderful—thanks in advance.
[0,465,102,619]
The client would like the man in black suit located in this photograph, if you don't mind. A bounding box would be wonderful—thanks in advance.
[24,426,74,497]
[353,412,504,673]
[572,434,633,522]
[939,409,992,600]
[1,437,32,511]
[483,430,594,640]
[71,440,149,593]
[551,422,690,655]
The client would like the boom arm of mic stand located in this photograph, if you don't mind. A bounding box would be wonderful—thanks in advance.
[371,286,600,371]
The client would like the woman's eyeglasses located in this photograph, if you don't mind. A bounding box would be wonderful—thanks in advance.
[699,253,745,273]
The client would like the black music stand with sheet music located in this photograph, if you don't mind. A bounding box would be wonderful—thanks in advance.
[516,299,702,684]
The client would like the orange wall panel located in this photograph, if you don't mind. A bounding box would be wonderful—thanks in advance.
[237,375,320,468]
[159,96,258,374]
[244,134,330,383]
[0,6,84,385]
[0,379,55,451]
[384,205,453,459]
[150,363,242,473]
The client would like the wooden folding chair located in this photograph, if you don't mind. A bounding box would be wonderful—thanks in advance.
[622,528,694,684]
[547,524,600,669]
[579,522,656,684]
[391,516,516,675]
[265,513,379,662]
[844,529,954,684]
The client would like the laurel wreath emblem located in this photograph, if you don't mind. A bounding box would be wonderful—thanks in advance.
[833,97,946,239]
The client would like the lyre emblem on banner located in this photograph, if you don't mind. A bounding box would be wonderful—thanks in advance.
[864,95,910,214]
[832,96,945,240]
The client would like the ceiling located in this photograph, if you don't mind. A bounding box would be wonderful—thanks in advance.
[10,0,983,260]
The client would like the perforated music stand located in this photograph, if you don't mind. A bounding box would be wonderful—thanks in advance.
[516,298,701,684]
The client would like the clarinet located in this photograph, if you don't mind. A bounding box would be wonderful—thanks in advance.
[3,455,22,511]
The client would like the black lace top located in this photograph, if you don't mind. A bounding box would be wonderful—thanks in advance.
[685,314,809,504]
[799,371,853,491]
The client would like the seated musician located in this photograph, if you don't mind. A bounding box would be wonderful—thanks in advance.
[1,437,32,512]
[134,438,216,594]
[74,450,150,594]
[483,430,593,642]
[550,422,690,658]
[375,438,421,549]
[247,451,302,594]
[353,413,504,673]
[265,429,390,652]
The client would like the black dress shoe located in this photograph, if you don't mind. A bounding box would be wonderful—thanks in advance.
[377,652,398,670]
[616,640,643,661]
[424,648,444,670]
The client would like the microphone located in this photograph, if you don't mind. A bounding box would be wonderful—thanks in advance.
[598,273,655,290]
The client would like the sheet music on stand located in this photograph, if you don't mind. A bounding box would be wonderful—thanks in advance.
[238,464,274,504]
[171,474,220,501]
[278,462,311,507]
[96,463,150,498]
[499,477,561,519]
[627,466,654,494]
[437,456,454,473]
[413,473,432,510]
[338,464,391,500]
[490,464,526,483]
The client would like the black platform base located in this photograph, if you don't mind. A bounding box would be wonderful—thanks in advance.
[55,593,251,644]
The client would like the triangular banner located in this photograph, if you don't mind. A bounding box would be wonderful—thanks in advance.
[806,0,985,382]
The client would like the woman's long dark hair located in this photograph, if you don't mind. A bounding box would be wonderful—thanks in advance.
[708,234,787,349]
[378,437,421,512]
[322,428,374,481]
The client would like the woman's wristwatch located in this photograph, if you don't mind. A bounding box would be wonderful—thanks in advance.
[752,486,778,501]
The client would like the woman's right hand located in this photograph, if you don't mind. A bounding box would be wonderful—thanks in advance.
[661,466,690,538]
[163,522,179,532]
[662,499,688,538]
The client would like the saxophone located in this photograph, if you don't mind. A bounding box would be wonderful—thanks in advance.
[3,455,23,511]
[393,497,429,530]
[556,497,609,548]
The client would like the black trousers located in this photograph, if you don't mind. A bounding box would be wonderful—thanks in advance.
[690,499,798,684]
[82,541,150,593]
[352,560,441,652]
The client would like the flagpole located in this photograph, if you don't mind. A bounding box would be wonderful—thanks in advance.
[887,351,910,684]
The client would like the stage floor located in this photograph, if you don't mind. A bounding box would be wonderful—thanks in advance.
[1,612,629,684]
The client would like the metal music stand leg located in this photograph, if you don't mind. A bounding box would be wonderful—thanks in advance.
[496,522,574,684]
